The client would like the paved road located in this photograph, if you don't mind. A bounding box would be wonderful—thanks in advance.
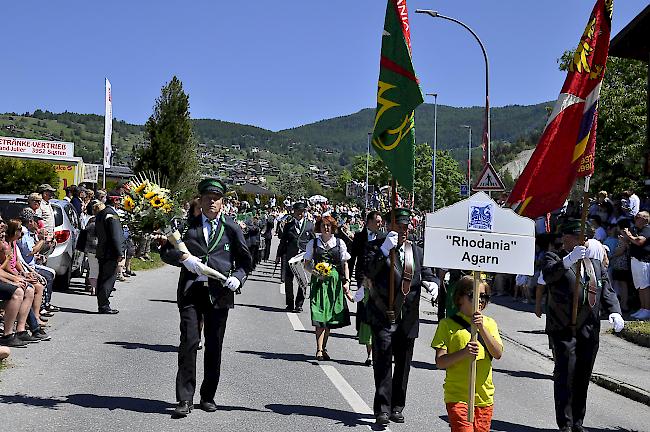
[1,248,648,431]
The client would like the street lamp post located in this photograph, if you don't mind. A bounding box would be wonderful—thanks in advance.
[365,132,371,209]
[426,93,438,211]
[416,9,491,164]
[462,125,472,189]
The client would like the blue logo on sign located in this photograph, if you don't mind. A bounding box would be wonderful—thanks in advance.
[468,203,494,232]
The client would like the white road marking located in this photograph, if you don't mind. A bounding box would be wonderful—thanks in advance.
[319,364,389,430]
[286,312,305,331]
[279,282,285,294]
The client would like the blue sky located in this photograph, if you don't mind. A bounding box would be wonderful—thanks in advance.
[1,1,646,131]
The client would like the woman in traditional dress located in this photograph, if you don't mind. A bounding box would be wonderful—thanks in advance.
[303,215,351,361]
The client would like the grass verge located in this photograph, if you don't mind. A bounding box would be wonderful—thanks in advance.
[130,252,165,272]
[612,321,650,348]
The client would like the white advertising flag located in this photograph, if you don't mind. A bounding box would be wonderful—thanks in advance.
[103,78,113,169]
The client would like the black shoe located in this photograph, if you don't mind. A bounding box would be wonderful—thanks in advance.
[32,329,51,341]
[390,411,405,423]
[16,331,40,344]
[0,334,28,347]
[98,308,119,314]
[172,401,192,418]
[321,349,331,361]
[199,399,217,412]
[376,413,390,425]
[45,305,60,312]
[285,306,294,312]
[127,271,137,276]
[364,358,372,367]
[294,306,303,313]
[572,426,586,432]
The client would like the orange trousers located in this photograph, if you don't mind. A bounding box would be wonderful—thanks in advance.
[446,402,493,432]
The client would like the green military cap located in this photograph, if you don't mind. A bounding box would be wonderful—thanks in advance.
[198,178,227,195]
[384,208,411,225]
[292,202,307,211]
[559,218,592,238]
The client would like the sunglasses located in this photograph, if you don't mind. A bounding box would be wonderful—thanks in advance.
[466,292,491,303]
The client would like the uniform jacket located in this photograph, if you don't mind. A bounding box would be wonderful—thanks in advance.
[542,251,621,334]
[349,228,371,283]
[161,214,253,310]
[95,206,125,261]
[364,235,435,338]
[276,218,315,259]
[262,218,274,240]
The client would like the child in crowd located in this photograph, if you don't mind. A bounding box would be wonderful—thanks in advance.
[431,276,503,432]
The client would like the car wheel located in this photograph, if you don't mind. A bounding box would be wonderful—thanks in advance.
[53,266,72,291]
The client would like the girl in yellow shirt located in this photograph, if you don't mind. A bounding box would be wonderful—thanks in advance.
[431,276,503,432]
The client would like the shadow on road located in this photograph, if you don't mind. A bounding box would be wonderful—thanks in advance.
[493,368,551,380]
[295,329,358,340]
[238,350,366,367]
[440,415,633,432]
[148,299,177,304]
[237,303,291,313]
[266,403,374,428]
[411,360,438,371]
[57,306,96,315]
[0,393,174,415]
[105,341,177,353]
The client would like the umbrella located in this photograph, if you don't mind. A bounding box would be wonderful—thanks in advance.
[309,195,328,204]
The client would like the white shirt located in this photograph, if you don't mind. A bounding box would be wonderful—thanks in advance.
[629,194,640,216]
[367,230,378,242]
[38,200,55,234]
[304,235,351,262]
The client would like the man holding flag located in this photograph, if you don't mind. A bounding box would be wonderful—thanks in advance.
[507,1,625,430]
[364,0,435,425]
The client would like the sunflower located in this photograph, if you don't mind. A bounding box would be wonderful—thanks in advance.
[151,196,166,208]
[144,190,157,200]
[122,196,135,212]
[162,203,172,213]
[134,181,148,194]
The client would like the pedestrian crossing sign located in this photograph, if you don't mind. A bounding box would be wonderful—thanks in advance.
[473,163,505,191]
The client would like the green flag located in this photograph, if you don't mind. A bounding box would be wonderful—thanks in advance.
[371,0,423,192]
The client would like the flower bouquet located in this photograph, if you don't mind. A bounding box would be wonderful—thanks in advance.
[123,173,227,282]
[312,262,334,281]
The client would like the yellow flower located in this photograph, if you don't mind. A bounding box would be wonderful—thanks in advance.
[144,190,157,200]
[122,196,135,212]
[134,182,148,194]
[151,196,166,208]
[162,203,172,213]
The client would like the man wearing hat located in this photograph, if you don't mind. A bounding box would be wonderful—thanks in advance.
[276,201,315,312]
[363,208,435,425]
[542,219,624,432]
[37,184,57,235]
[160,178,252,418]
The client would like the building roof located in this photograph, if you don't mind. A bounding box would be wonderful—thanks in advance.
[237,182,273,196]
[610,5,650,62]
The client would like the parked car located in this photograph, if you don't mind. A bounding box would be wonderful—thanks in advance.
[0,194,81,290]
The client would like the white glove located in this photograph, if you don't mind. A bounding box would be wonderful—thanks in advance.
[422,280,439,301]
[225,276,241,292]
[608,313,625,333]
[182,255,202,274]
[353,286,365,303]
[563,245,587,268]
[380,231,399,257]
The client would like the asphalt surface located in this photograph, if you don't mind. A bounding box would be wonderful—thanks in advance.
[1,242,649,431]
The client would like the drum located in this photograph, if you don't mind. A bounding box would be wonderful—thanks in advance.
[288,252,309,293]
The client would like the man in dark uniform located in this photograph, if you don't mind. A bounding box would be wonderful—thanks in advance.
[94,195,125,314]
[160,179,252,418]
[349,211,383,285]
[276,202,315,312]
[262,213,274,261]
[363,208,435,425]
[542,219,624,432]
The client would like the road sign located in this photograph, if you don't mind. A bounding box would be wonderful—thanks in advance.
[423,192,535,275]
[473,163,505,191]
[460,184,469,197]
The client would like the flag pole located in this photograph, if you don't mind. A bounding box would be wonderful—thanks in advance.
[467,271,481,422]
[365,132,371,209]
[571,175,591,334]
[387,178,397,323]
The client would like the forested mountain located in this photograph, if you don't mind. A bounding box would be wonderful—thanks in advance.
[0,101,551,177]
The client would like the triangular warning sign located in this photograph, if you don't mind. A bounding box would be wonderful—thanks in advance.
[473,163,505,191]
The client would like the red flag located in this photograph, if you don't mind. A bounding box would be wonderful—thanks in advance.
[506,0,613,218]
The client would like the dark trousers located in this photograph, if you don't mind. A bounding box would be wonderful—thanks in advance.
[371,326,415,416]
[97,258,118,311]
[263,239,272,261]
[284,264,305,309]
[549,329,599,429]
[251,245,260,267]
[176,285,229,402]
[35,266,55,306]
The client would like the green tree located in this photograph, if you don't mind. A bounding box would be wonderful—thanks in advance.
[559,51,647,192]
[134,76,198,194]
[0,158,59,194]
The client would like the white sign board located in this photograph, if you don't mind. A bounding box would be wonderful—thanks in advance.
[0,136,74,158]
[424,192,535,275]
